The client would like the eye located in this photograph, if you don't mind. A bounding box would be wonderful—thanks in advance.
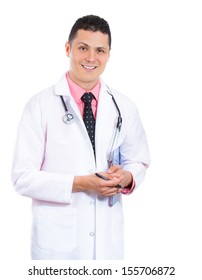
[79,46,87,52]
[97,48,105,54]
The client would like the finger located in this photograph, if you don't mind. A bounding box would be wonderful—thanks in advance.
[111,175,124,186]
[107,165,121,174]
[101,183,123,196]
[101,187,119,196]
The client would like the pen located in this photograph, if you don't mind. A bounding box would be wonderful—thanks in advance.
[95,173,124,189]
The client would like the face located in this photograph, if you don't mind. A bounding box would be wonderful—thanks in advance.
[65,29,110,90]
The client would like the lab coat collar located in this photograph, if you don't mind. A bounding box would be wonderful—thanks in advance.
[54,73,109,98]
[54,74,71,97]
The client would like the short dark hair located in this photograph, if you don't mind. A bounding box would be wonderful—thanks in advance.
[68,15,111,49]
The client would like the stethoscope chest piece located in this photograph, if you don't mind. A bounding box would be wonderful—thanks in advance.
[62,112,74,124]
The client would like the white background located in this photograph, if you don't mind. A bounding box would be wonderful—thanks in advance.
[0,0,202,279]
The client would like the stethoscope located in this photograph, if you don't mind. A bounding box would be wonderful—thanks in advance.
[60,96,74,124]
[105,86,122,167]
[60,86,122,164]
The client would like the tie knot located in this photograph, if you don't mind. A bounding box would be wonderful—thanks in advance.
[81,92,94,104]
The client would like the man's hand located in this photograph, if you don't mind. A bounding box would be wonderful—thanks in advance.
[107,165,133,188]
[72,165,132,196]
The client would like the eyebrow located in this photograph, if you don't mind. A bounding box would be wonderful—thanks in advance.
[77,42,108,50]
[77,42,89,47]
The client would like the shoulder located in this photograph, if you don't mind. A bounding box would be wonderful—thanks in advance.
[25,74,68,108]
[33,85,55,103]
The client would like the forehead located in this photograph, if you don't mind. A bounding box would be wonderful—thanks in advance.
[72,29,110,48]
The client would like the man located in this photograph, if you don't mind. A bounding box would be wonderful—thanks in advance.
[11,15,150,260]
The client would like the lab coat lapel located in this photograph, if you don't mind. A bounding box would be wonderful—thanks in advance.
[54,74,84,125]
[96,83,112,132]
[54,74,97,158]
[95,83,117,166]
[54,75,115,160]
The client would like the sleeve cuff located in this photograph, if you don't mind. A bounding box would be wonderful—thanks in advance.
[121,178,135,195]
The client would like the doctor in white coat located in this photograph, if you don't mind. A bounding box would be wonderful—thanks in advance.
[11,15,150,260]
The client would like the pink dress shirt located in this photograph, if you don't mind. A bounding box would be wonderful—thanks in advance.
[66,72,100,118]
[66,72,134,194]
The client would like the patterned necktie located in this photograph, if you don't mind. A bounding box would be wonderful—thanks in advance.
[81,92,96,153]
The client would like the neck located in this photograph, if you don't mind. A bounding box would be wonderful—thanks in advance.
[68,72,99,91]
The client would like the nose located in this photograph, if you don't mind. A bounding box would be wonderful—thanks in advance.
[85,50,96,62]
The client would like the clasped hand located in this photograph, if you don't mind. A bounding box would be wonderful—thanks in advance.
[73,165,132,196]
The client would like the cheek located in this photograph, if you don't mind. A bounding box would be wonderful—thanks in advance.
[69,55,78,67]
[71,52,84,65]
[100,58,109,69]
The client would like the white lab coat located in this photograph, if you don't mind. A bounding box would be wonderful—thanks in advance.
[11,74,150,260]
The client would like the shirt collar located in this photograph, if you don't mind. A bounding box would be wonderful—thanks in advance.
[66,72,100,104]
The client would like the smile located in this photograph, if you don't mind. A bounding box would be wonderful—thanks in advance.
[82,65,97,70]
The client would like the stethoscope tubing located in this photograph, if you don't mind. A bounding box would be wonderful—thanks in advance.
[60,87,122,158]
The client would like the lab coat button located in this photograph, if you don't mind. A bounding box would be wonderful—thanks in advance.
[89,232,95,237]
[89,201,94,205]
[89,169,94,174]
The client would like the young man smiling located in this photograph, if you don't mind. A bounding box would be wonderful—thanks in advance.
[12,15,150,260]
[65,29,110,90]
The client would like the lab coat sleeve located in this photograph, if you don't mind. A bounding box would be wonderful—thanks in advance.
[11,97,74,204]
[121,106,150,192]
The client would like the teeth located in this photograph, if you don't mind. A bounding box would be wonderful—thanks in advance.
[83,65,96,70]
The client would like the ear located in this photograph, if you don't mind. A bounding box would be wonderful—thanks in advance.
[65,42,70,57]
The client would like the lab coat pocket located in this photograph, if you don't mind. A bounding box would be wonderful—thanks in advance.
[35,205,77,253]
